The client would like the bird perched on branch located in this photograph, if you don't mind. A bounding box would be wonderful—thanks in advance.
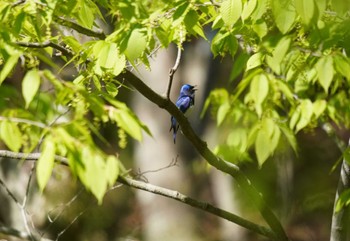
[170,84,197,143]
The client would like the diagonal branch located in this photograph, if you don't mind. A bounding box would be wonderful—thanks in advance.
[0,150,275,240]
[53,16,106,40]
[15,41,73,58]
[119,71,289,241]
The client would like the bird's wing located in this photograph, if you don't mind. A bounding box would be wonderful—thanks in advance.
[176,96,191,113]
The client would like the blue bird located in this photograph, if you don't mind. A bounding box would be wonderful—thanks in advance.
[170,84,197,143]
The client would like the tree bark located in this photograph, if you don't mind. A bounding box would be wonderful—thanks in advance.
[331,157,350,241]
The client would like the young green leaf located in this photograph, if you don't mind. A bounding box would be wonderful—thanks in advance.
[22,69,41,108]
[241,0,257,21]
[246,52,263,70]
[217,101,230,126]
[334,54,350,80]
[294,0,316,26]
[316,56,334,93]
[106,155,119,186]
[37,136,56,192]
[250,74,269,116]
[271,0,296,33]
[255,128,270,166]
[220,0,242,27]
[125,29,147,62]
[0,121,22,152]
[313,99,326,118]
[0,54,20,85]
[296,99,313,132]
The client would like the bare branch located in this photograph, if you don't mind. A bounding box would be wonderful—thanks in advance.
[166,44,182,99]
[0,150,277,240]
[53,16,106,40]
[119,71,288,240]
[118,176,276,239]
[15,41,73,58]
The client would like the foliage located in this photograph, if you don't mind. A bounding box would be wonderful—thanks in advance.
[0,0,350,209]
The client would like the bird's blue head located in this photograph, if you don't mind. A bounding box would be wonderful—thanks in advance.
[180,84,197,97]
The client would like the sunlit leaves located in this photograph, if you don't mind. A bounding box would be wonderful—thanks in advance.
[266,37,292,74]
[241,0,257,21]
[22,69,41,108]
[37,136,56,192]
[92,41,126,76]
[0,53,21,85]
[220,0,242,27]
[272,0,296,33]
[0,121,22,152]
[316,56,334,93]
[255,118,281,166]
[211,31,238,57]
[125,28,148,63]
[250,74,269,117]
[294,0,316,26]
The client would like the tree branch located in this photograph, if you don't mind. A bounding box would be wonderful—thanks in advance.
[166,44,182,99]
[53,16,106,40]
[15,41,73,58]
[119,71,289,240]
[331,149,350,240]
[0,150,276,240]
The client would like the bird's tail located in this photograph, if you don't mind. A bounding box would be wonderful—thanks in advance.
[169,116,178,143]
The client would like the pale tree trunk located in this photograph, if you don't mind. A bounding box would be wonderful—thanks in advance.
[330,157,350,241]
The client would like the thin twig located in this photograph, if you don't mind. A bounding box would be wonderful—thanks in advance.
[53,16,106,40]
[166,44,182,99]
[15,41,73,58]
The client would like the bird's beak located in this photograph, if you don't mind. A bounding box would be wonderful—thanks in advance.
[192,85,198,91]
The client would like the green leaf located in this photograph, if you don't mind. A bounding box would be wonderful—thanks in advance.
[106,155,119,186]
[279,124,298,152]
[250,74,269,116]
[255,127,270,166]
[335,189,350,212]
[125,28,147,62]
[37,136,56,192]
[332,0,350,16]
[78,0,94,29]
[0,121,22,152]
[242,0,257,21]
[246,52,263,70]
[296,99,313,132]
[266,37,291,74]
[221,0,242,27]
[316,56,334,93]
[230,53,249,81]
[0,53,20,85]
[334,54,350,80]
[211,31,230,56]
[271,0,296,33]
[80,147,107,204]
[252,20,267,39]
[294,0,316,26]
[313,99,326,118]
[217,101,230,126]
[22,69,41,108]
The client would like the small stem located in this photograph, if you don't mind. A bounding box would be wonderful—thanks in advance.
[166,44,182,99]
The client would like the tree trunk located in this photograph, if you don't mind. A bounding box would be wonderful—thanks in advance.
[330,154,350,241]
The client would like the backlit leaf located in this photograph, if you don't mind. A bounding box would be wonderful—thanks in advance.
[242,0,257,21]
[316,56,334,93]
[37,136,56,192]
[0,121,22,152]
[294,0,316,26]
[0,54,20,85]
[246,52,263,70]
[221,0,242,27]
[125,29,147,62]
[272,0,296,33]
[22,69,41,108]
